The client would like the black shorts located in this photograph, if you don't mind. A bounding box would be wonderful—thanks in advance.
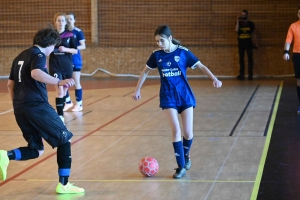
[162,105,194,114]
[49,66,73,80]
[293,53,300,79]
[14,103,73,150]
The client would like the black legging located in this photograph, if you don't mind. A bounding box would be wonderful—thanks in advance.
[238,41,253,77]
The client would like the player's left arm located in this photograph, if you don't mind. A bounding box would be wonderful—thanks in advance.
[196,61,222,88]
[77,31,86,50]
[77,39,86,51]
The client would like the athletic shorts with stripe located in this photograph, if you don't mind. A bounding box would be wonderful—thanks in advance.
[14,103,73,150]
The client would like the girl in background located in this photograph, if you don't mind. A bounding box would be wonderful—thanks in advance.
[64,12,86,112]
[49,13,77,122]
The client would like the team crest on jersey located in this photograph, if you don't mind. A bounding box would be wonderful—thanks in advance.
[174,56,180,62]
[38,54,43,57]
[167,61,171,66]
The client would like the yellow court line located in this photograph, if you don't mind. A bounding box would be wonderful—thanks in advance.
[250,81,283,200]
[21,179,254,183]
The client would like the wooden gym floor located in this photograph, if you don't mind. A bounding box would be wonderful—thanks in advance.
[0,76,298,200]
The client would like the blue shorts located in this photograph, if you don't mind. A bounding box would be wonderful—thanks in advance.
[162,105,194,114]
[73,65,82,72]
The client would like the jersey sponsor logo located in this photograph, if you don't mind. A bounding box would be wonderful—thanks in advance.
[54,52,65,55]
[161,67,182,77]
[174,56,180,62]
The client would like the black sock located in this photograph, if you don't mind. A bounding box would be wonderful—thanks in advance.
[59,176,69,185]
[8,147,39,160]
[57,142,71,185]
[7,150,15,160]
[56,97,64,116]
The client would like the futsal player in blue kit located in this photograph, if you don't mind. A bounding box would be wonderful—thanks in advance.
[64,12,86,112]
[0,27,84,193]
[132,25,222,179]
[49,13,78,122]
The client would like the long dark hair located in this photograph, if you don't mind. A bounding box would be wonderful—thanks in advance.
[154,25,181,45]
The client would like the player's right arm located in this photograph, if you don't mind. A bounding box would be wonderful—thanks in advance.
[132,66,151,100]
[284,25,293,61]
[31,69,75,88]
[283,42,291,60]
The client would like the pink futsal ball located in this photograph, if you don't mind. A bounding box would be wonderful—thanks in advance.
[139,157,159,177]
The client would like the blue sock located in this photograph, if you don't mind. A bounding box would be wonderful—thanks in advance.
[183,137,193,156]
[75,88,82,103]
[65,91,71,104]
[172,141,185,168]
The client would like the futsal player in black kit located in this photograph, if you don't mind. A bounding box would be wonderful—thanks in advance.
[0,27,84,194]
[49,13,78,123]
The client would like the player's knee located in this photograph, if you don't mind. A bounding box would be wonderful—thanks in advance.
[172,130,181,138]
[183,133,193,140]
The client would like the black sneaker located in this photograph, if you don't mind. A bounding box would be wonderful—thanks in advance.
[173,167,186,179]
[184,155,192,170]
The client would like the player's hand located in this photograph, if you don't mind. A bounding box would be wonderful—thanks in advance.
[58,46,66,52]
[283,53,290,61]
[59,79,75,88]
[132,90,141,100]
[213,79,222,88]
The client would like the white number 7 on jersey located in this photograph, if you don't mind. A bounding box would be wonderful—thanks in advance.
[18,61,24,82]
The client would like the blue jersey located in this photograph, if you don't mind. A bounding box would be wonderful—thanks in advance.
[146,46,200,108]
[71,26,85,67]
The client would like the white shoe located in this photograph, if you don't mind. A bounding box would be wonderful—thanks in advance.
[59,115,65,123]
[72,105,83,112]
[63,102,73,111]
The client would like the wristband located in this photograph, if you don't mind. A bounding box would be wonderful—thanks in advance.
[284,50,289,55]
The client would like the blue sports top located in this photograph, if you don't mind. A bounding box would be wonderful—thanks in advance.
[71,26,85,67]
[146,45,200,108]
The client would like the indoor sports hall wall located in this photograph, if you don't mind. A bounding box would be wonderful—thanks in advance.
[0,0,298,78]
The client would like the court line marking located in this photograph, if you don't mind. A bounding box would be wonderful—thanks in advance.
[34,98,162,199]
[0,95,158,187]
[204,83,267,199]
[264,85,279,136]
[229,85,260,136]
[86,95,111,105]
[0,109,13,116]
[17,179,255,183]
[250,81,283,200]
